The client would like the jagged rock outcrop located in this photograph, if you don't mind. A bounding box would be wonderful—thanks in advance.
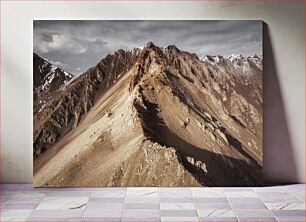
[33,42,263,187]
[33,50,139,159]
[33,53,73,114]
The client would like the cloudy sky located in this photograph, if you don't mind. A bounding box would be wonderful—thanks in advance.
[34,20,262,75]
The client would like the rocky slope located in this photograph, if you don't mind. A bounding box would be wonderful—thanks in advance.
[33,53,73,114]
[33,42,263,187]
[33,50,139,159]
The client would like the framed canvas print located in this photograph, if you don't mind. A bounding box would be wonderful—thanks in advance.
[33,20,263,187]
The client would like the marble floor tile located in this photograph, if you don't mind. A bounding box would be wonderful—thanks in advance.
[194,197,228,203]
[198,209,235,217]
[83,208,123,217]
[230,202,266,209]
[125,203,159,209]
[294,191,305,195]
[276,217,306,222]
[121,217,160,222]
[261,197,301,204]
[126,188,158,198]
[222,187,253,191]
[122,217,161,221]
[252,186,290,193]
[91,190,126,198]
[159,187,191,192]
[1,193,15,201]
[1,202,7,208]
[36,196,88,210]
[160,203,196,210]
[200,217,238,222]
[19,184,36,191]
[83,217,121,222]
[0,196,10,205]
[225,191,258,198]
[257,192,298,201]
[228,197,263,204]
[86,202,123,209]
[122,209,160,217]
[125,197,159,204]
[161,216,199,222]
[237,217,277,222]
[228,198,267,209]
[89,197,125,203]
[289,192,305,198]
[159,189,192,198]
[286,184,305,189]
[27,217,83,221]
[11,191,45,199]
[195,202,231,209]
[160,197,194,203]
[29,209,84,217]
[191,187,223,191]
[6,197,44,204]
[234,209,274,218]
[192,189,225,198]
[47,187,95,192]
[45,191,91,197]
[265,202,305,210]
[161,209,198,217]
[2,203,39,209]
[0,209,33,221]
[1,184,24,191]
[86,187,126,192]
[292,192,305,201]
[272,209,305,217]
[19,185,52,193]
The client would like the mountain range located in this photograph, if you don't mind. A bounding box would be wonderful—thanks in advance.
[33,42,263,187]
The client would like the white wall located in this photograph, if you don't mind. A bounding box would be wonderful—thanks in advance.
[1,1,305,183]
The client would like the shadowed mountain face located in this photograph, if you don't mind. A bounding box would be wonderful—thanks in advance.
[33,42,263,187]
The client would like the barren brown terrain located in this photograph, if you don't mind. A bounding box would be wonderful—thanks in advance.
[33,42,263,187]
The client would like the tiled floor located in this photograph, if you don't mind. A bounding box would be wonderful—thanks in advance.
[0,184,304,222]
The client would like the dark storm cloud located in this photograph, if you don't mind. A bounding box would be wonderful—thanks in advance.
[33,20,262,75]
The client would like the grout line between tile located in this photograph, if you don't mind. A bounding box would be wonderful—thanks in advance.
[20,187,41,222]
[0,196,9,208]
[191,186,200,222]
[289,188,305,202]
[253,187,280,222]
[120,187,127,222]
[225,188,239,222]
[80,189,92,222]
[158,186,161,222]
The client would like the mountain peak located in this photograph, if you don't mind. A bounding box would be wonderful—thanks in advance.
[201,55,224,65]
[229,54,244,60]
[145,41,156,48]
[33,42,263,187]
[166,44,180,52]
[33,53,74,115]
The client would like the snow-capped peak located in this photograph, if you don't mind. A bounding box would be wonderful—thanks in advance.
[229,54,262,69]
[247,55,262,69]
[201,55,224,65]
[36,57,73,91]
[229,54,244,62]
[136,45,144,50]
[126,45,145,55]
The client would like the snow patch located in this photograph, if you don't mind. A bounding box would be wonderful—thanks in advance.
[201,56,223,65]
[137,46,144,50]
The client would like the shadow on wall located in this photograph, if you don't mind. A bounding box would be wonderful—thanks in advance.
[263,22,298,184]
